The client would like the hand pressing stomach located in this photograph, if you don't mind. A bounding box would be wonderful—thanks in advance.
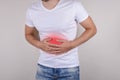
[40,33,75,55]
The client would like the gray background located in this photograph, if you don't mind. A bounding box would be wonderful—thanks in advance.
[0,0,120,80]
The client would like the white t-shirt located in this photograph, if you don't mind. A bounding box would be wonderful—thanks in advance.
[25,0,88,68]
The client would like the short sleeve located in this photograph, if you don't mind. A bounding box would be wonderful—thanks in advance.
[25,9,34,27]
[74,0,89,23]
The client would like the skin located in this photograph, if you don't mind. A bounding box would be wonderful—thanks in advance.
[25,0,97,55]
[42,0,49,2]
[42,0,60,10]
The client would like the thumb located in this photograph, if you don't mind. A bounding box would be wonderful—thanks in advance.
[43,37,52,42]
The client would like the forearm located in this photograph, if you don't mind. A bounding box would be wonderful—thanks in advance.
[72,28,96,48]
[71,16,97,48]
[25,34,41,49]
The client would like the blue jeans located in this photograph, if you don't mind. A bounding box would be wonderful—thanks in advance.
[36,64,80,80]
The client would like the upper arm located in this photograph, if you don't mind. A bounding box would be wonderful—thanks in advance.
[25,25,39,40]
[80,16,97,31]
[25,25,35,35]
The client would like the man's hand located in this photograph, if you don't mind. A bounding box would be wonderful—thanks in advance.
[38,38,75,55]
[46,39,75,55]
[38,38,53,53]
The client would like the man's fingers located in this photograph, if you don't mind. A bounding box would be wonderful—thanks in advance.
[48,43,60,48]
[57,39,67,43]
[43,37,51,42]
[47,49,61,54]
[51,47,61,51]
[42,38,51,44]
[50,51,61,54]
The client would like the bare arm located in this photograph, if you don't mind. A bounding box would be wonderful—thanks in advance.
[25,25,58,53]
[71,16,97,47]
[25,25,40,48]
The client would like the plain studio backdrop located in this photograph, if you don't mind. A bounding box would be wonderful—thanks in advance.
[0,0,120,80]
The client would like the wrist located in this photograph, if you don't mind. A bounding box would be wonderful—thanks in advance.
[35,40,42,49]
[70,39,81,48]
[70,40,78,49]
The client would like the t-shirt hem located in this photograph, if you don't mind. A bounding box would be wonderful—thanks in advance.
[37,62,80,68]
